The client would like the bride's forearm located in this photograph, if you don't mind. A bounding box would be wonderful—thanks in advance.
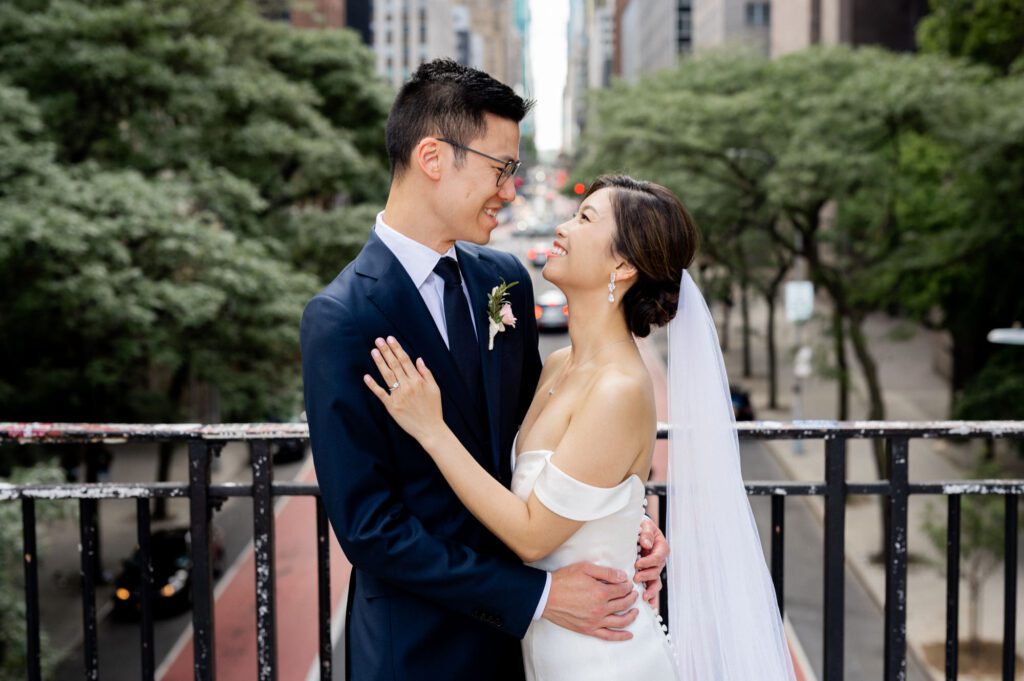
[420,430,541,561]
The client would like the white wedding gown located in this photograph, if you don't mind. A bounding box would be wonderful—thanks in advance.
[512,448,679,681]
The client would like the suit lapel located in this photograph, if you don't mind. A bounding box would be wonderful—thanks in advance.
[359,235,486,451]
[457,244,505,476]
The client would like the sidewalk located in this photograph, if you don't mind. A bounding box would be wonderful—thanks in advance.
[719,291,1023,680]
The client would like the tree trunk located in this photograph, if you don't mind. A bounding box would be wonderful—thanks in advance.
[766,291,778,409]
[741,280,752,379]
[848,311,890,557]
[154,362,190,520]
[721,297,732,352]
[832,308,849,420]
[968,576,981,656]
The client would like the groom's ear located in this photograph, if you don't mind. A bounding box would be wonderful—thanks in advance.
[414,137,443,182]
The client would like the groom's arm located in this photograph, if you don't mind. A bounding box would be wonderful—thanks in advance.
[301,293,546,638]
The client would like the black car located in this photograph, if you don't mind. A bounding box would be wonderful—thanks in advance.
[730,385,755,421]
[112,527,224,619]
[535,290,569,332]
[526,243,549,267]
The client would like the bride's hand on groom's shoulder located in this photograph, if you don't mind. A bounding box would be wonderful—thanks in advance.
[364,336,444,445]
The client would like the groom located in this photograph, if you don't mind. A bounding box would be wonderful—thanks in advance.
[301,59,668,681]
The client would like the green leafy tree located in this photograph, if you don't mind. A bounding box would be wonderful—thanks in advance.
[574,53,793,404]
[917,0,1024,73]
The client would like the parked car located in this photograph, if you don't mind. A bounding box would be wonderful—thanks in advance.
[730,385,755,421]
[270,412,307,465]
[112,527,225,619]
[525,243,549,267]
[535,289,569,332]
[515,223,555,239]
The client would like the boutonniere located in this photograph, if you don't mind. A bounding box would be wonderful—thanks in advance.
[486,280,519,350]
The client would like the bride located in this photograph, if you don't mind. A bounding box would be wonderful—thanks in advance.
[364,175,796,681]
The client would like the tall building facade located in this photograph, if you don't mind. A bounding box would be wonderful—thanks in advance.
[770,0,929,56]
[372,0,455,88]
[562,0,589,153]
[588,2,615,90]
[365,2,529,94]
[290,0,346,27]
[692,0,769,54]
[618,0,692,81]
[346,0,373,43]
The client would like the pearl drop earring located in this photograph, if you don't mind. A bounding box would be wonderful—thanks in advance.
[608,271,617,303]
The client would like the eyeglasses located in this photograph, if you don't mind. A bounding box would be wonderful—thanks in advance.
[434,137,521,187]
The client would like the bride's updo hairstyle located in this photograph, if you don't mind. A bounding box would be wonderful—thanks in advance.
[583,175,699,338]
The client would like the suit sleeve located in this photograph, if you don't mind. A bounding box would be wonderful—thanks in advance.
[301,293,547,638]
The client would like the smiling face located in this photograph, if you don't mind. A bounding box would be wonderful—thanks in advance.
[543,187,627,292]
[434,113,520,245]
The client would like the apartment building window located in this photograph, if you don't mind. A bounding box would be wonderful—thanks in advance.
[419,8,427,43]
[677,0,692,54]
[745,2,770,27]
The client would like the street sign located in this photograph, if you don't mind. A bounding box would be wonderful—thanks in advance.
[794,346,813,378]
[785,281,814,323]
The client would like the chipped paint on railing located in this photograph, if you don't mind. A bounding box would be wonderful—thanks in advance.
[0,422,309,444]
[0,482,188,501]
[940,481,1024,495]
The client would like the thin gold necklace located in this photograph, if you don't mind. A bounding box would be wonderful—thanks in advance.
[547,337,636,396]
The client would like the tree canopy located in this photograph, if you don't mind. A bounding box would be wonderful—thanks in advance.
[0,0,391,425]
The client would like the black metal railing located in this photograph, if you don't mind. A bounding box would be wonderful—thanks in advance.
[1,421,1023,681]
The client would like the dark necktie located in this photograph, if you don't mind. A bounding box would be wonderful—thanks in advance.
[433,257,483,398]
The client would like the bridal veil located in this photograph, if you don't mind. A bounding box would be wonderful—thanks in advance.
[665,270,796,680]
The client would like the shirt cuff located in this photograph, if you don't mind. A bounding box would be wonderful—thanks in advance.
[532,572,552,621]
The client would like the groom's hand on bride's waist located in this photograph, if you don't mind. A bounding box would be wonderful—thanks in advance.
[541,562,639,641]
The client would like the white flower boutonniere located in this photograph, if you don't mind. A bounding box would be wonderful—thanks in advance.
[486,280,519,350]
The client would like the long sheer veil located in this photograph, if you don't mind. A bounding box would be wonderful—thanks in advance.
[665,270,796,680]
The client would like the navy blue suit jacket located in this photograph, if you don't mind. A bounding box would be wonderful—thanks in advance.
[301,231,547,681]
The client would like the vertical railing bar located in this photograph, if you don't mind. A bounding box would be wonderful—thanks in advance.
[22,498,42,681]
[316,496,332,681]
[658,489,669,629]
[823,437,846,681]
[251,440,278,681]
[884,437,909,681]
[1003,494,1018,681]
[771,494,785,616]
[189,440,217,681]
[79,497,100,679]
[945,494,961,681]
[137,497,155,681]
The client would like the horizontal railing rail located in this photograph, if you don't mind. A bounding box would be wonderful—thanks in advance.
[1,421,1022,681]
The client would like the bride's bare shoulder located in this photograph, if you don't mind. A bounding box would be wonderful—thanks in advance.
[540,346,571,378]
[584,362,654,410]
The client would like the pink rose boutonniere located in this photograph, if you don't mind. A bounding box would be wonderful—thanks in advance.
[486,280,519,350]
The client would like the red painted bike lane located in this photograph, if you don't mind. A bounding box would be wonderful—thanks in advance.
[157,458,350,681]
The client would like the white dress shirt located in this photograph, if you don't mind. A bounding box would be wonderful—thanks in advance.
[374,212,551,621]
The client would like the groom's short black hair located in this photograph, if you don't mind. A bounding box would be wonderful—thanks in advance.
[386,59,534,179]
